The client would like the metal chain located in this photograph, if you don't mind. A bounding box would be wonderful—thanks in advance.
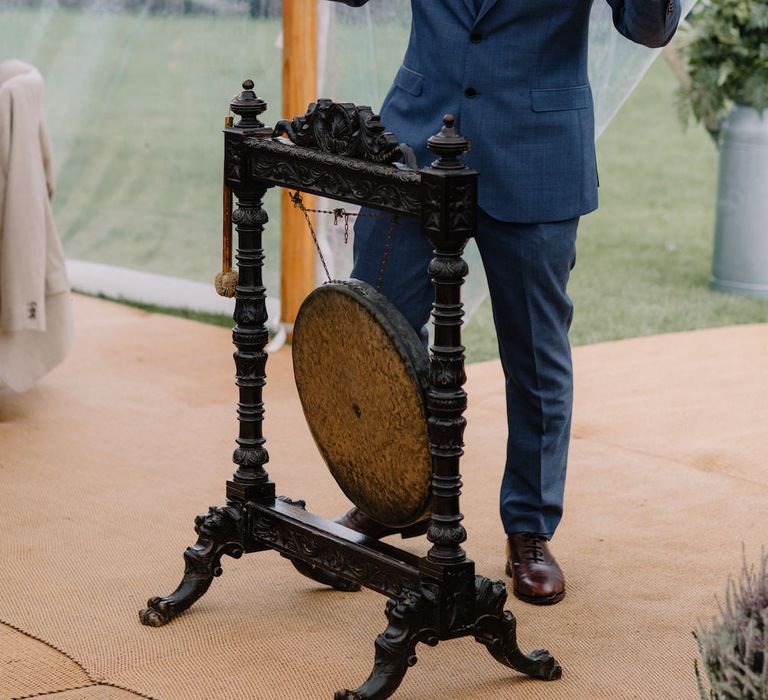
[290,191,333,283]
[289,191,398,291]
[376,212,398,291]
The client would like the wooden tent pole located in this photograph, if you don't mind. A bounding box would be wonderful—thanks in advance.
[280,0,318,330]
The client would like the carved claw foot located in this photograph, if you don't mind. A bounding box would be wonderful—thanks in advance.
[474,576,562,681]
[510,646,562,681]
[139,505,244,627]
[336,588,438,700]
[139,596,175,627]
[334,690,361,700]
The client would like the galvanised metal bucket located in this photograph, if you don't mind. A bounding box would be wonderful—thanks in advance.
[711,105,768,299]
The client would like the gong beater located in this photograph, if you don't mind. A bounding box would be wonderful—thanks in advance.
[292,280,433,528]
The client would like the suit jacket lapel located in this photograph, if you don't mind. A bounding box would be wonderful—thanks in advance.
[475,0,500,25]
[461,0,477,19]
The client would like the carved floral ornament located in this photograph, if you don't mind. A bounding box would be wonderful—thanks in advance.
[248,143,423,216]
[274,99,417,168]
[252,514,416,598]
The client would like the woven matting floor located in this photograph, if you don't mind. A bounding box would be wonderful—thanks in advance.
[1,294,767,700]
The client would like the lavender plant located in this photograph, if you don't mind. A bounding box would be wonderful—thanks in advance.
[695,551,768,699]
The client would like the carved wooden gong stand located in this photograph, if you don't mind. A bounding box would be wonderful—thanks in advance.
[140,81,561,699]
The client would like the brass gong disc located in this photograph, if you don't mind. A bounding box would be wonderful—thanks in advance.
[292,280,432,528]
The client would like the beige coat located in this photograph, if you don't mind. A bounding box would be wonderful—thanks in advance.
[0,60,73,393]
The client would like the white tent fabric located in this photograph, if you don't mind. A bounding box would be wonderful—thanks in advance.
[0,0,694,323]
[0,0,285,315]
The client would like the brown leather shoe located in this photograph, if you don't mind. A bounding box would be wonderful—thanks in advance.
[506,532,566,605]
[335,507,429,539]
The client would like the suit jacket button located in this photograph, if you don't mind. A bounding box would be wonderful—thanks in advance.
[464,87,478,98]
[470,31,482,43]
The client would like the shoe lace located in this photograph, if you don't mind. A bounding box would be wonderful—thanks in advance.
[522,533,546,563]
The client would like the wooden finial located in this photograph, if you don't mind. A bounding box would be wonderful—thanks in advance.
[427,114,470,169]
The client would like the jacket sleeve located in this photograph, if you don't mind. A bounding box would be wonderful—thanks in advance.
[0,77,49,333]
[606,0,681,48]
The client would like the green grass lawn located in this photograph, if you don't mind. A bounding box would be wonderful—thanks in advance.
[0,8,407,296]
[2,7,767,362]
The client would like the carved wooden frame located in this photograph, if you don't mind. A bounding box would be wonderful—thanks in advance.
[140,81,561,700]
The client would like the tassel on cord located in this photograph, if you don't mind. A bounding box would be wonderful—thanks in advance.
[215,115,239,297]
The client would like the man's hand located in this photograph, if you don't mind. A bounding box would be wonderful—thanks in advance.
[606,0,682,48]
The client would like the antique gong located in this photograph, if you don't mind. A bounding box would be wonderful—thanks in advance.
[140,82,561,700]
[293,279,432,528]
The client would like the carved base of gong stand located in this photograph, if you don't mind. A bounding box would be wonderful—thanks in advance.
[139,82,561,699]
[140,498,561,699]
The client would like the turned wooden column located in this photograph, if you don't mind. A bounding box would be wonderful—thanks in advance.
[225,81,276,508]
[420,115,477,568]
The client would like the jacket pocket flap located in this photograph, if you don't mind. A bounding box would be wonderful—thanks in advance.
[394,65,424,97]
[531,85,590,112]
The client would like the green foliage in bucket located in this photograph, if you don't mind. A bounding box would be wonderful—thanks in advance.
[695,552,768,699]
[679,0,768,131]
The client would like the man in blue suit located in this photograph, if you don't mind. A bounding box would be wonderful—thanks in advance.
[327,0,681,605]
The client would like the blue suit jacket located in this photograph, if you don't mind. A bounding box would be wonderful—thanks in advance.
[330,0,681,222]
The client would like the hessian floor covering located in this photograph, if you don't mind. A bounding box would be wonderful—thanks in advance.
[1,294,767,699]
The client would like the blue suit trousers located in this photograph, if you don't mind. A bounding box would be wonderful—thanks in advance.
[351,211,578,538]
